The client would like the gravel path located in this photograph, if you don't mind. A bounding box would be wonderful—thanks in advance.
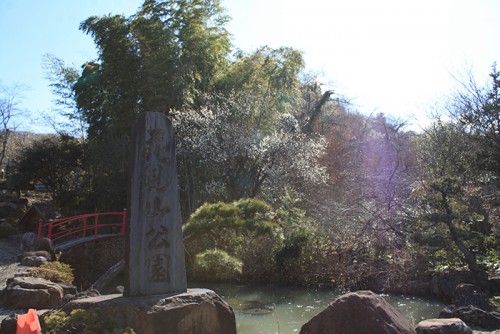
[0,237,30,289]
[0,237,31,322]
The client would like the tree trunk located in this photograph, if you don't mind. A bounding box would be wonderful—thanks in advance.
[90,259,125,292]
[442,192,480,272]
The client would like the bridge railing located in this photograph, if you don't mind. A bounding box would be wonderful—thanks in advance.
[37,210,127,243]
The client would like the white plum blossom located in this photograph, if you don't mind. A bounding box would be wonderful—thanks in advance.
[171,95,327,204]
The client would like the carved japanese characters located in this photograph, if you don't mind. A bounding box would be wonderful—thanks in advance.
[125,112,187,296]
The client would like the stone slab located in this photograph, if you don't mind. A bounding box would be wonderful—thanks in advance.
[415,318,472,334]
[61,288,237,334]
[126,112,187,296]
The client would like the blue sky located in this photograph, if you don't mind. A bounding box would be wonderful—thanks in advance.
[1,0,499,133]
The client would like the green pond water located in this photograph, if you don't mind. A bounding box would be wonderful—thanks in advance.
[0,283,445,333]
[189,283,446,334]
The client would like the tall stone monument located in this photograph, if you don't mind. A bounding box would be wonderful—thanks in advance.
[125,112,187,296]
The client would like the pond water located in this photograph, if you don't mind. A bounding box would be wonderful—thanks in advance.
[189,283,445,334]
[0,283,446,332]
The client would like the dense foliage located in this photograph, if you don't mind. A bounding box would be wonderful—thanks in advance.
[6,0,499,290]
[191,249,243,282]
[10,134,84,212]
[31,261,75,284]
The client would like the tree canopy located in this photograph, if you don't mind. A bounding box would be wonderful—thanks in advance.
[449,65,500,174]
[73,0,231,140]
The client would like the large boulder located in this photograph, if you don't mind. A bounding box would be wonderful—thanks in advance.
[58,288,101,308]
[415,318,472,334]
[431,269,488,301]
[0,276,64,309]
[17,234,54,257]
[19,232,36,251]
[299,290,415,334]
[61,288,236,334]
[33,237,55,260]
[0,315,17,334]
[452,283,491,311]
[18,250,53,267]
[20,255,47,267]
[440,305,500,330]
[18,250,52,262]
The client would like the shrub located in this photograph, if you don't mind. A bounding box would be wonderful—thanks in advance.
[183,201,241,239]
[192,249,243,282]
[183,198,278,243]
[234,198,277,234]
[184,199,281,282]
[31,261,74,284]
[43,309,135,334]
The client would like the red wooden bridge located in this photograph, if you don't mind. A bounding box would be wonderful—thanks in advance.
[37,210,127,250]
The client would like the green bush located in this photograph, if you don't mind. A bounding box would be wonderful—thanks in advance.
[183,201,242,239]
[183,198,278,242]
[31,261,74,284]
[43,309,135,334]
[234,198,277,234]
[184,198,281,282]
[192,249,243,282]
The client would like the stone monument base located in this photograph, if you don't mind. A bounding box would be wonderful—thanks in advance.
[60,288,236,334]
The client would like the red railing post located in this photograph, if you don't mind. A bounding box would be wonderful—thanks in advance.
[121,209,127,235]
[83,217,87,237]
[37,220,43,239]
[94,215,99,238]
